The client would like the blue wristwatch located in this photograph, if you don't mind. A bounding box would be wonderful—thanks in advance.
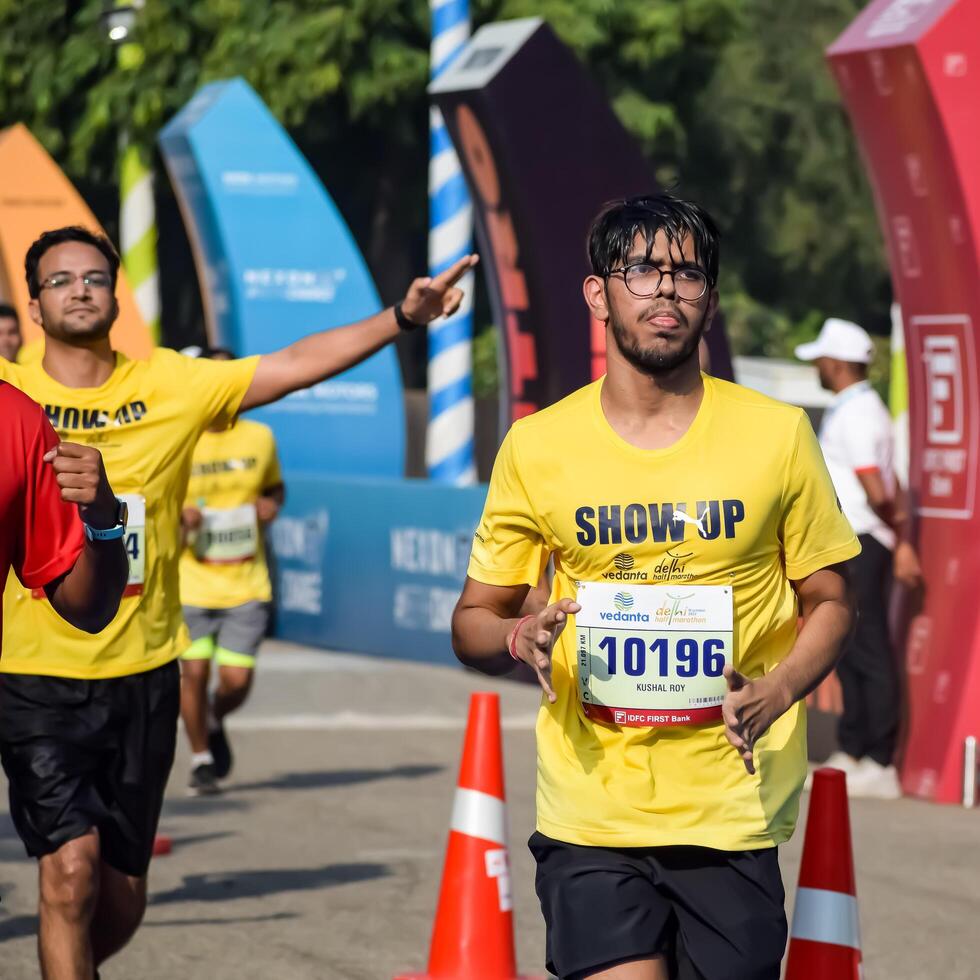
[83,498,128,542]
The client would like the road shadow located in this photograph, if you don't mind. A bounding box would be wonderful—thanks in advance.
[0,914,37,942]
[150,862,390,906]
[161,796,250,818]
[230,764,442,793]
[144,911,298,928]
[161,830,236,849]
[0,812,29,863]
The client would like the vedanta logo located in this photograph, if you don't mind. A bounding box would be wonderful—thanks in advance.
[614,553,634,570]
[599,610,650,623]
[613,592,634,612]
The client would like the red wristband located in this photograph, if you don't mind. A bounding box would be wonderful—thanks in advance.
[508,615,536,661]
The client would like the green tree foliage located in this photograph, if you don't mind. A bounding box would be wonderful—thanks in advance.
[0,0,889,370]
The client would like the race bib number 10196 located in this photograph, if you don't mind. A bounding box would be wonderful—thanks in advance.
[575,581,733,728]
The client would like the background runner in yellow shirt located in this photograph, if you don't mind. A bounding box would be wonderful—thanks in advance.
[178,349,285,795]
[452,194,858,980]
[0,225,474,980]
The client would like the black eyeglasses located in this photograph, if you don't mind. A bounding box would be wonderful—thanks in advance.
[605,263,709,301]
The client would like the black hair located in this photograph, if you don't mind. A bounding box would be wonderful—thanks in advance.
[25,226,121,299]
[203,346,235,360]
[587,193,720,286]
[0,302,18,323]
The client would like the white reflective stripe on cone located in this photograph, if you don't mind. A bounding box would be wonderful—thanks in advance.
[450,787,507,845]
[791,887,861,950]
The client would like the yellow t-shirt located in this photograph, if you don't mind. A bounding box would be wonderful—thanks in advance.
[468,375,860,851]
[179,418,283,610]
[0,348,259,679]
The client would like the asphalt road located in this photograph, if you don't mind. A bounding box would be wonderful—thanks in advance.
[1,641,978,978]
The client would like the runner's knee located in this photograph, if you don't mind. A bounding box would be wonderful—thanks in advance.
[217,661,254,694]
[40,839,100,919]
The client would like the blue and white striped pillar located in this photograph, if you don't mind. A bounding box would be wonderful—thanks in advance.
[427,0,476,485]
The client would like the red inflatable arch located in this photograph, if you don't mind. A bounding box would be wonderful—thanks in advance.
[828,0,980,803]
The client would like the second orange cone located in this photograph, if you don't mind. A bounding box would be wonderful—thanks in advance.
[395,691,541,980]
[785,767,863,979]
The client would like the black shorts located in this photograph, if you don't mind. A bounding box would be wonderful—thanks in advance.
[0,660,180,877]
[529,832,786,980]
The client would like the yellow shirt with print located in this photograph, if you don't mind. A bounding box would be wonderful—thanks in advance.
[179,418,282,610]
[0,348,259,679]
[468,375,860,851]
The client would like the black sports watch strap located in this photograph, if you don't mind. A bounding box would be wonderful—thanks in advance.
[394,303,425,332]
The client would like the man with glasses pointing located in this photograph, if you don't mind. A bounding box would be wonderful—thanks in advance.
[0,225,476,979]
[453,194,858,979]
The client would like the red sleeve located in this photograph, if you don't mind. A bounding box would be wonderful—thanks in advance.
[14,407,86,590]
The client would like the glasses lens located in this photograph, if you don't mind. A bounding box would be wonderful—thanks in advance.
[674,269,707,301]
[623,264,662,297]
[46,274,73,289]
[84,274,111,289]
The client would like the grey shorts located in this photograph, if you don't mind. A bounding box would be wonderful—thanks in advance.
[181,601,270,667]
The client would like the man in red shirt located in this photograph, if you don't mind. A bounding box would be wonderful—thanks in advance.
[0,380,127,639]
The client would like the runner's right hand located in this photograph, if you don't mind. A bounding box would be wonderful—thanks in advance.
[511,598,581,704]
[43,442,117,529]
[181,506,203,531]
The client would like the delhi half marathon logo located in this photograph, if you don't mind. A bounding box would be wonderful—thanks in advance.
[614,553,634,570]
[613,592,635,612]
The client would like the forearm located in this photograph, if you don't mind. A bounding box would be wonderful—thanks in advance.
[451,605,522,676]
[860,471,913,540]
[242,308,400,410]
[769,596,853,706]
[870,497,908,538]
[47,539,129,633]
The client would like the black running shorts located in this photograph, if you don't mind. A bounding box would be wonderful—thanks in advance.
[529,831,786,980]
[0,661,180,877]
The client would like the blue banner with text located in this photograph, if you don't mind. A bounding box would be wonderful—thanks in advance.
[269,476,488,664]
[159,78,405,478]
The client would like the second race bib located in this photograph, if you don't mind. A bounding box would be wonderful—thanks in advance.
[575,581,733,728]
[195,504,259,564]
[120,493,146,597]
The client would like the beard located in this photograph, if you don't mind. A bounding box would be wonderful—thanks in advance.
[610,303,706,376]
[45,307,116,344]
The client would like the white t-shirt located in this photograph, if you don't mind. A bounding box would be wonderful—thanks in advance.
[818,380,896,550]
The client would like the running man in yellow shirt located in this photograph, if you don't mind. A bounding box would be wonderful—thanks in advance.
[452,194,858,980]
[178,348,285,795]
[0,224,474,980]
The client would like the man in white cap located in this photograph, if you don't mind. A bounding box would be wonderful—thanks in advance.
[796,317,921,799]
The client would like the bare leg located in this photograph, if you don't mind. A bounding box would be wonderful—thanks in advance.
[90,862,146,966]
[213,664,254,720]
[180,657,211,753]
[38,830,100,980]
[584,957,670,980]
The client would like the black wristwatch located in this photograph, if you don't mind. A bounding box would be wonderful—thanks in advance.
[394,303,425,332]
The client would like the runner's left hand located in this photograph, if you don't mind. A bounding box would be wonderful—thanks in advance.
[722,666,792,775]
[256,496,280,523]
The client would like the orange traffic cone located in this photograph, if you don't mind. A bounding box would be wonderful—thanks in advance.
[785,768,862,979]
[395,692,541,980]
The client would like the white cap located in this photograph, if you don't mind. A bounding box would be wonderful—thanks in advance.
[795,318,874,364]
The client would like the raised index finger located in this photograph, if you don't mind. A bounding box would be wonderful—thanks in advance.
[428,254,478,293]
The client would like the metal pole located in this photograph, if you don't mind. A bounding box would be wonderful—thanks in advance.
[426,0,476,485]
[963,735,977,808]
[116,1,161,344]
